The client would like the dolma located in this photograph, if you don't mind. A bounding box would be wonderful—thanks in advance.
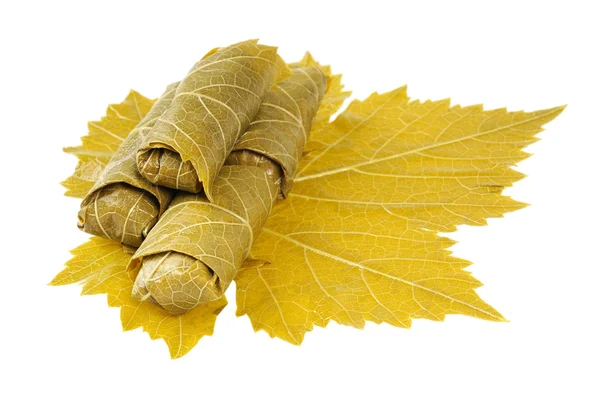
[77,83,179,247]
[130,67,328,314]
[136,39,289,199]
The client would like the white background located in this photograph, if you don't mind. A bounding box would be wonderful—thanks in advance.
[1,1,598,397]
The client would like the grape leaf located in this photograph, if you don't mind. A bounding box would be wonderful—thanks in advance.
[50,237,226,358]
[235,87,564,344]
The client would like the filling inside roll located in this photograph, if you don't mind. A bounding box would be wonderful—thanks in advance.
[226,150,284,189]
[77,183,159,247]
[132,251,223,315]
[137,148,202,193]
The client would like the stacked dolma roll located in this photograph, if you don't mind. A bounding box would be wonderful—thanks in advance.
[131,67,327,314]
[77,82,179,247]
[76,39,327,315]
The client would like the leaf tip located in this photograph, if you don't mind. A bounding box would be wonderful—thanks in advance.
[491,310,509,323]
[47,278,60,287]
[48,270,70,286]
[169,348,188,360]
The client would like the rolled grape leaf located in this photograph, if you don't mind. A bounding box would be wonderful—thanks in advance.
[77,83,179,247]
[129,67,328,315]
[129,166,279,315]
[136,39,290,199]
[227,66,328,196]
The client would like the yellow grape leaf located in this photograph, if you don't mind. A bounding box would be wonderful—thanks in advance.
[61,91,156,198]
[235,87,564,344]
[51,237,226,358]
